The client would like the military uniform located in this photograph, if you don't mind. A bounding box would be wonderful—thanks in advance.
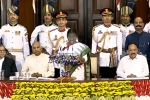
[30,4,58,54]
[49,11,69,78]
[120,6,135,49]
[121,24,135,49]
[0,6,30,72]
[30,24,58,54]
[92,8,122,78]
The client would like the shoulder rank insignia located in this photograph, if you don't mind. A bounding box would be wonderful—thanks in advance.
[113,24,120,28]
[49,28,58,32]
[92,24,101,31]
[25,33,28,36]
[3,24,8,26]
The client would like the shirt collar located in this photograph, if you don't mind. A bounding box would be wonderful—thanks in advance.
[128,54,139,60]
[135,31,143,34]
[103,24,111,28]
[122,23,131,27]
[58,28,66,32]
[44,22,53,26]
[9,23,18,26]
[32,53,43,58]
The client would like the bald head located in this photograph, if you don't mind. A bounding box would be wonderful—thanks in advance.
[134,17,143,22]
[134,17,144,33]
[32,41,42,56]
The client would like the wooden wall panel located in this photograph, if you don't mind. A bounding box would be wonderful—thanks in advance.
[55,0,84,43]
[18,0,34,41]
[92,0,114,25]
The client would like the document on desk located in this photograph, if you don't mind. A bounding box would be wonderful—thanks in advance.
[117,77,149,80]
[37,77,56,80]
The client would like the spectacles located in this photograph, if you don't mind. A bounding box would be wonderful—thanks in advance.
[0,50,6,53]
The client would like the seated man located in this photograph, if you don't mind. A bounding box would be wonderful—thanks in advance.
[0,45,17,78]
[117,43,149,78]
[21,41,54,78]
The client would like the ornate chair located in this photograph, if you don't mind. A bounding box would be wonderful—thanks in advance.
[90,54,100,78]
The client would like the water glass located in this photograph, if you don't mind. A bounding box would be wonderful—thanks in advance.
[15,72,20,79]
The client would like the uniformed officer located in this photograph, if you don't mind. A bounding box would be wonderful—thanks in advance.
[120,6,135,51]
[92,8,122,78]
[48,11,69,78]
[0,6,30,72]
[30,4,58,54]
[48,11,70,55]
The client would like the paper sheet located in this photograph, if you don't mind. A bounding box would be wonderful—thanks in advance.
[117,77,149,80]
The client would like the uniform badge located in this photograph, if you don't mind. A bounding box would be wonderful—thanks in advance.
[53,35,57,41]
[110,31,117,35]
[40,30,44,33]
[120,30,123,33]
[98,30,102,34]
[5,30,10,32]
[129,30,134,34]
[15,31,20,35]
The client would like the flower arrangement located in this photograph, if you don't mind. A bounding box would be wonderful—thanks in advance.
[49,53,84,77]
[11,81,135,100]
[0,82,15,99]
[132,80,150,96]
[49,53,83,65]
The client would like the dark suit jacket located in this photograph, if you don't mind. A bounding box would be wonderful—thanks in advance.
[1,57,17,78]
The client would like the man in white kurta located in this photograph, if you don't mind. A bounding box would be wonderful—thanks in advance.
[92,8,122,78]
[117,44,149,78]
[30,4,57,54]
[0,6,29,72]
[22,41,54,78]
[48,11,70,78]
[120,6,135,52]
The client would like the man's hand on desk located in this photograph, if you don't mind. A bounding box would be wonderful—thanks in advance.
[127,74,137,78]
[31,73,42,78]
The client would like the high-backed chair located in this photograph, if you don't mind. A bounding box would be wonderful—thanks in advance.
[42,48,49,55]
[90,54,100,78]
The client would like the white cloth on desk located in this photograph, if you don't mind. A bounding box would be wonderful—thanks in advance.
[120,24,135,48]
[0,57,4,72]
[92,24,122,66]
[117,55,149,78]
[30,24,58,54]
[58,42,88,80]
[0,24,30,72]
[21,53,54,77]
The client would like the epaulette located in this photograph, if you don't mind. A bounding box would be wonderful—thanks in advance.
[18,24,23,27]
[49,28,58,32]
[2,24,8,26]
[18,24,27,31]
[92,24,101,31]
[113,24,120,28]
